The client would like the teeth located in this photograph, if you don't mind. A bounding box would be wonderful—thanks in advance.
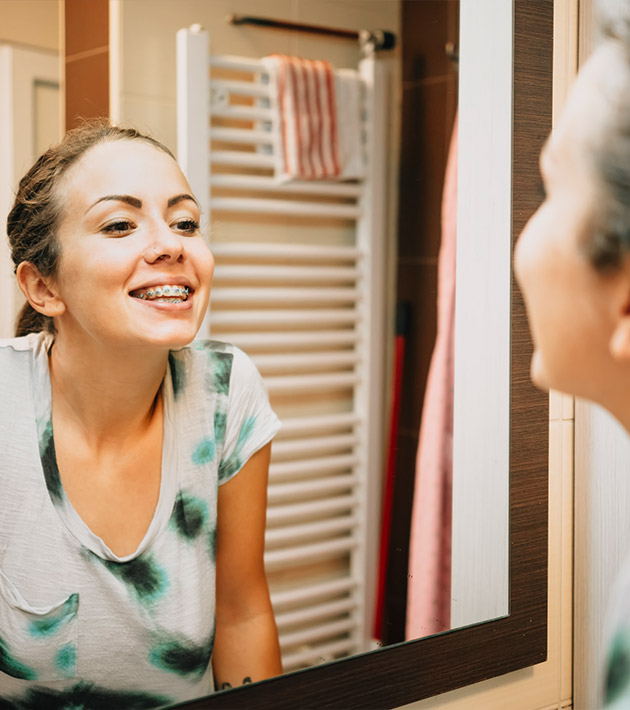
[133,284,190,301]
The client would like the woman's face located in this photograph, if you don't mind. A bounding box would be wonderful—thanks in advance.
[515,43,630,407]
[50,139,214,351]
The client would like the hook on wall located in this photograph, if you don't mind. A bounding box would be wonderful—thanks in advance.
[445,41,459,67]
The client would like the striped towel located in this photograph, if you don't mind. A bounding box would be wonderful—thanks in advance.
[262,55,364,182]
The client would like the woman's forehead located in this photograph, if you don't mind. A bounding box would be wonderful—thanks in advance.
[61,139,188,207]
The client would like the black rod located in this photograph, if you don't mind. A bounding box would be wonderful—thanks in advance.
[227,14,396,51]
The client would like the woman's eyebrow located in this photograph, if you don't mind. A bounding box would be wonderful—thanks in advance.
[167,193,199,208]
[85,194,142,214]
[84,193,198,215]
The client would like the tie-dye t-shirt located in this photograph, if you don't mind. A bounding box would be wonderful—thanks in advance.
[602,553,630,708]
[0,332,280,709]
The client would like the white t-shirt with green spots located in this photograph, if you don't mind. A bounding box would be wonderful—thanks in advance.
[0,332,280,709]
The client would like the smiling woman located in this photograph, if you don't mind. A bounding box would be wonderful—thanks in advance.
[0,121,284,707]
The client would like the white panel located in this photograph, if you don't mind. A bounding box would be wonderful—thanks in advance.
[264,538,358,570]
[210,174,363,197]
[210,242,361,260]
[269,455,359,480]
[266,495,358,523]
[275,598,357,628]
[271,577,357,608]
[176,27,209,211]
[211,197,362,219]
[451,0,511,627]
[574,402,630,710]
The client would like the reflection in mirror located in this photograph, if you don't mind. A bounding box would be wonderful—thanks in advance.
[170,0,510,665]
[0,0,519,706]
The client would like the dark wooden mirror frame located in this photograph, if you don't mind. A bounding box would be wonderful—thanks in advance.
[174,2,552,707]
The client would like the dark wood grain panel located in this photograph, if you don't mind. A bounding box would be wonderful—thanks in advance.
[170,1,552,707]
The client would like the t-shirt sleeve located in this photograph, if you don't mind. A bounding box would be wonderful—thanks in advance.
[217,347,281,485]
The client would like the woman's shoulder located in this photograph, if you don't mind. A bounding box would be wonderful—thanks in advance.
[0,331,52,357]
[170,340,260,396]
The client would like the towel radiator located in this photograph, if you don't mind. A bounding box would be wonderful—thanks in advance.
[176,26,390,672]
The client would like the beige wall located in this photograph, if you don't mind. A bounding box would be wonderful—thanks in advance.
[111,0,401,153]
[0,0,59,52]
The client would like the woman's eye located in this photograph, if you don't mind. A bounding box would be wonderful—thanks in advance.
[537,180,547,201]
[102,220,135,235]
[173,219,200,235]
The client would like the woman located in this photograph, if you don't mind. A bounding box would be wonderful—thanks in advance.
[0,122,282,708]
[515,6,629,708]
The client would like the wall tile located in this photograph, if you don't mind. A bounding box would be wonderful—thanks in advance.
[382,430,419,645]
[65,50,109,127]
[550,390,562,421]
[0,0,59,51]
[560,420,574,703]
[117,0,293,101]
[292,0,400,69]
[402,0,458,83]
[562,394,574,421]
[398,78,457,261]
[65,0,108,57]
[395,260,438,435]
[119,94,177,154]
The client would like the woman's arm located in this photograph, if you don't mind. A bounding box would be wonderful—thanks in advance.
[212,441,282,690]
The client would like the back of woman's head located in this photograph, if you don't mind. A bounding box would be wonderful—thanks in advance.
[586,3,630,269]
[7,120,174,337]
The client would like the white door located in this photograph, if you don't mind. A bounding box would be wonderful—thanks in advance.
[0,45,60,338]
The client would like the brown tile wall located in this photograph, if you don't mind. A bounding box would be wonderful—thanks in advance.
[64,0,109,130]
[382,0,459,646]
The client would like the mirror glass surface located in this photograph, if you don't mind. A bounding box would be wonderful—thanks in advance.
[0,0,516,703]
[110,0,511,666]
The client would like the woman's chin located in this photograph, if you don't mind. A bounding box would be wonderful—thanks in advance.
[530,350,552,392]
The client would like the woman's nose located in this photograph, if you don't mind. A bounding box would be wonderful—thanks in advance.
[145,221,185,263]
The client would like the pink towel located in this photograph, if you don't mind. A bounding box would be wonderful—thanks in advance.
[264,54,341,181]
[405,115,458,640]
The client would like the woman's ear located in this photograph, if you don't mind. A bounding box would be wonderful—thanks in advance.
[608,256,630,362]
[610,318,630,362]
[16,262,65,318]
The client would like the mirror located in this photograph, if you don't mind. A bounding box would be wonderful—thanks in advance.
[0,0,550,706]
[169,0,550,705]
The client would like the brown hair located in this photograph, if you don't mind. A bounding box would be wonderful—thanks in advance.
[6,119,175,336]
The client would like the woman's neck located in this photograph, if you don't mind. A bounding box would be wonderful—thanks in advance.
[48,332,169,447]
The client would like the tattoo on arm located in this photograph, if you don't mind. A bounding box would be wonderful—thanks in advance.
[220,677,253,690]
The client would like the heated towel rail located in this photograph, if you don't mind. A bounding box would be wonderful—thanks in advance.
[176,26,390,672]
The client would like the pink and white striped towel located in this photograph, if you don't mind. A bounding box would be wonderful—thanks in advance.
[262,55,364,182]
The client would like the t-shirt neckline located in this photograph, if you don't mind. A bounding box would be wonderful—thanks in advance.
[31,332,180,563]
